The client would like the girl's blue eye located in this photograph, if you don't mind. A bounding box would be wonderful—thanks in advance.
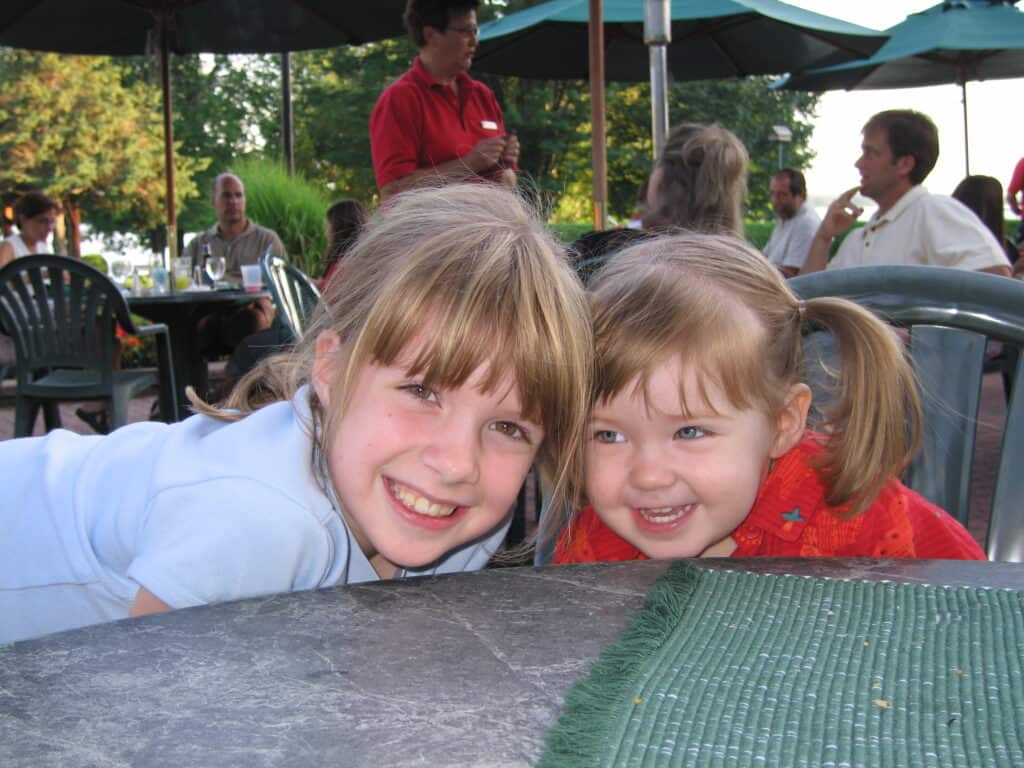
[594,429,624,444]
[675,426,706,440]
[403,383,437,402]
[491,420,530,443]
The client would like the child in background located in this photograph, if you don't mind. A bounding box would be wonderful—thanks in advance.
[319,198,369,290]
[1,185,592,643]
[555,233,983,563]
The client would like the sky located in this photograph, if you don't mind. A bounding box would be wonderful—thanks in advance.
[781,0,1023,208]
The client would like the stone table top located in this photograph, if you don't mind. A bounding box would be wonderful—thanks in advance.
[2,558,1022,767]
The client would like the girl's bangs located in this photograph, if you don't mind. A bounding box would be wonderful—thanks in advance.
[353,236,577,429]
[594,267,772,417]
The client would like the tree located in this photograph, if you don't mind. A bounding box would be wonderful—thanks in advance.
[0,50,206,255]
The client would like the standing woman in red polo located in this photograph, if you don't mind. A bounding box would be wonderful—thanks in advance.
[370,0,519,202]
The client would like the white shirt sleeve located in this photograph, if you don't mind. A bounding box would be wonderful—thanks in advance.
[128,477,339,608]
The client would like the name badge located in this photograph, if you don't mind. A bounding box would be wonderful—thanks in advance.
[481,120,498,131]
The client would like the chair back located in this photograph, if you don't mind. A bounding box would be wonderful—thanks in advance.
[789,266,1024,562]
[0,255,135,397]
[259,250,321,342]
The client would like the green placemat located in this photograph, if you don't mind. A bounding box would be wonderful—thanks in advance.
[538,563,1024,768]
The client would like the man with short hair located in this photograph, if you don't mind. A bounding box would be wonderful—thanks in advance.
[763,168,820,278]
[801,109,1010,276]
[183,173,286,282]
[182,173,285,368]
[370,0,518,201]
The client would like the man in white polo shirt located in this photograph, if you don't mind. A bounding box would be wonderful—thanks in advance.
[801,109,1010,276]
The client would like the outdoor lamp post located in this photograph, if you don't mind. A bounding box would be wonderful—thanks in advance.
[771,125,792,169]
[644,0,671,160]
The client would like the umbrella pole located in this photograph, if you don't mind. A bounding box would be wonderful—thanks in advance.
[961,80,970,176]
[645,0,671,159]
[589,0,607,231]
[160,16,178,267]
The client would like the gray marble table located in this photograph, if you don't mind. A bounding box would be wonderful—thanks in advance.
[1,559,1022,768]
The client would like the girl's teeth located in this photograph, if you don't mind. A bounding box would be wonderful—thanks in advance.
[639,504,693,523]
[390,481,456,518]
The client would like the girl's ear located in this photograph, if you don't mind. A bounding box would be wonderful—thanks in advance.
[770,383,811,459]
[312,331,343,408]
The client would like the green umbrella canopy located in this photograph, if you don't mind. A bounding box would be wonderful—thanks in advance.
[474,0,886,82]
[774,1,1024,173]
[777,0,1024,91]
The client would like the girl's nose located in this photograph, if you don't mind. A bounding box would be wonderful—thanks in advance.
[627,448,674,491]
[422,427,480,485]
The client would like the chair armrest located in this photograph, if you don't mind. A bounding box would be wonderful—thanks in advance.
[132,322,169,339]
[130,322,179,422]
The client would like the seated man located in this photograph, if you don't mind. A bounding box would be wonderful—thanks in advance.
[801,110,1011,276]
[183,173,286,356]
[763,168,820,278]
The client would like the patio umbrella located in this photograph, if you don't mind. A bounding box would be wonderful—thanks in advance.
[474,0,885,82]
[775,0,1024,174]
[0,0,407,258]
[474,0,884,228]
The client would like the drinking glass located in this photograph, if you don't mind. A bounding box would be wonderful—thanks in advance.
[110,257,132,292]
[205,254,227,287]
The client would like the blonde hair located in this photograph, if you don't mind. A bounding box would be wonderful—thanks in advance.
[201,184,592,518]
[643,122,749,236]
[588,232,922,517]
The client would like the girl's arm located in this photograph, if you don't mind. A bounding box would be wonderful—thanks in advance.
[0,241,14,269]
[129,587,173,618]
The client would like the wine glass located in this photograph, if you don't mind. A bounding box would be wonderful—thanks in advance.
[205,254,226,288]
[109,257,132,293]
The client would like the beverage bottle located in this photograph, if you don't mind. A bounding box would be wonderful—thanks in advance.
[195,243,211,287]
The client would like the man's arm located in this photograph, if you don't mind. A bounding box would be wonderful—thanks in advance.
[800,187,863,274]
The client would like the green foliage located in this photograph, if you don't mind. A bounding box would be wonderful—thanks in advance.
[232,158,330,276]
[744,221,774,250]
[549,222,594,243]
[0,50,206,243]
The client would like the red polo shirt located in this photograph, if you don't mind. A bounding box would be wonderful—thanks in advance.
[370,57,511,190]
[554,431,985,563]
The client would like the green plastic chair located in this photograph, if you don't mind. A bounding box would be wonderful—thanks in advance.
[0,254,179,436]
[259,250,321,343]
[789,266,1024,562]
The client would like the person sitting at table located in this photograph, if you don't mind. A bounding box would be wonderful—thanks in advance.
[553,232,984,564]
[568,121,748,279]
[182,172,286,355]
[0,183,592,644]
[642,122,749,236]
[952,175,1019,266]
[0,190,59,268]
[319,198,369,290]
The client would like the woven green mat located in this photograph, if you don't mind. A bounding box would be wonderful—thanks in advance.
[538,563,1024,768]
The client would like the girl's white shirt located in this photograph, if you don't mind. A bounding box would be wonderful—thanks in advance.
[0,387,510,644]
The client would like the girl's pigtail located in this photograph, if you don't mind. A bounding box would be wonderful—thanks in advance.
[801,297,922,516]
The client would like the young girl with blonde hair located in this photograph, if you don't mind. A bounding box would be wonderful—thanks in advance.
[555,232,983,563]
[1,184,593,643]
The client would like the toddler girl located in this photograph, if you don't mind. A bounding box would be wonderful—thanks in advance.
[555,233,983,563]
[1,184,592,643]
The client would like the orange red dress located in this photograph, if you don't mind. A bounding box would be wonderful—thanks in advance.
[555,432,985,563]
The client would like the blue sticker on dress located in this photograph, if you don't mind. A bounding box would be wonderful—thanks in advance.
[781,507,805,523]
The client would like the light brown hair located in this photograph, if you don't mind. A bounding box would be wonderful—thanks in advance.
[587,232,922,517]
[643,122,748,236]
[202,184,593,518]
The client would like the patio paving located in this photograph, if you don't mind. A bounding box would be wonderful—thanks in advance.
[0,370,1009,553]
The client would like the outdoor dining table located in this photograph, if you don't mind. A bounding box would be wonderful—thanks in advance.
[1,558,1021,767]
[2,561,1024,768]
[128,288,270,416]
